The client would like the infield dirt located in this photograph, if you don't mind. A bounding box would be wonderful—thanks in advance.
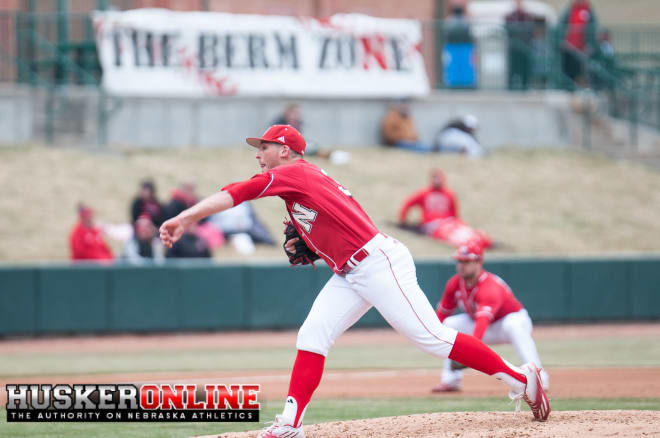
[202,410,660,438]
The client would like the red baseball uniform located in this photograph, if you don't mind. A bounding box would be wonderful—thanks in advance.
[222,159,379,274]
[398,186,458,224]
[436,271,523,339]
[165,125,549,432]
[223,156,539,424]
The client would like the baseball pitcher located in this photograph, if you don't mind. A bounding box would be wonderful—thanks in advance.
[159,125,550,438]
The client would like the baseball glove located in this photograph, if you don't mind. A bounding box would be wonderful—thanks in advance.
[283,220,320,266]
[450,360,468,371]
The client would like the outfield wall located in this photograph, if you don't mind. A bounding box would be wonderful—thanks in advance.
[1,256,659,336]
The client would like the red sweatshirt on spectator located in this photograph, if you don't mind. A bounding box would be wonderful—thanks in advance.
[565,1,592,51]
[69,221,113,260]
[399,186,458,225]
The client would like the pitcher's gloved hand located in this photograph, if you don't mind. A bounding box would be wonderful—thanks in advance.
[283,220,320,266]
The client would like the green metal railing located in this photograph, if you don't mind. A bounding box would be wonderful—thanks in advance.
[424,20,660,141]
[4,12,660,89]
[11,11,100,85]
[0,8,115,145]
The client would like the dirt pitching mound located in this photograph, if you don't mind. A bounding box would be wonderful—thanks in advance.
[198,410,660,438]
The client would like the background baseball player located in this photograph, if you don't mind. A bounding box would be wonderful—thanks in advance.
[433,242,550,393]
[159,125,550,438]
[398,168,492,249]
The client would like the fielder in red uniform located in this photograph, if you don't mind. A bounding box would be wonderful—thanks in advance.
[398,169,491,249]
[159,125,550,437]
[433,242,549,392]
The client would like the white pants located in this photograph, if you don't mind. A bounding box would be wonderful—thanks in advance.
[297,236,458,359]
[441,309,549,388]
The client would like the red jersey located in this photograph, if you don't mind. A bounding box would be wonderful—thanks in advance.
[399,187,458,224]
[222,159,379,274]
[436,271,523,339]
[69,222,114,261]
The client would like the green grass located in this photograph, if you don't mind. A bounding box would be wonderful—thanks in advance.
[491,337,660,368]
[2,336,659,378]
[2,398,659,438]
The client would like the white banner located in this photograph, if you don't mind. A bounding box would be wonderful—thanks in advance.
[92,9,430,97]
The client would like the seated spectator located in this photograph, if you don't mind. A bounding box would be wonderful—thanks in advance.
[196,220,226,251]
[131,179,164,226]
[434,115,485,157]
[398,169,491,249]
[69,203,114,261]
[165,222,212,259]
[272,103,337,159]
[163,181,199,221]
[120,214,165,263]
[272,103,303,132]
[164,181,226,251]
[208,202,275,255]
[381,100,434,153]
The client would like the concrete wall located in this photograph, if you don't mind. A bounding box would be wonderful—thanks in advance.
[0,85,32,144]
[0,84,579,148]
[108,91,574,149]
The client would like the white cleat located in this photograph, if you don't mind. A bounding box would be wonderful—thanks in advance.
[257,415,305,438]
[510,363,551,421]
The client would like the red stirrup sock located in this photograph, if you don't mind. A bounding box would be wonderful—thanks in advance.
[449,332,526,383]
[284,350,325,427]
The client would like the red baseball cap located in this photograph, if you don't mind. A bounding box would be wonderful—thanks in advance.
[453,242,484,261]
[246,124,306,155]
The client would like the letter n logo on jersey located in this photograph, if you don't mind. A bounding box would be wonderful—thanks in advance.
[292,203,318,233]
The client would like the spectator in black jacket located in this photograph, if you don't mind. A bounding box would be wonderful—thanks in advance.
[130,179,164,226]
[272,103,303,133]
[121,214,165,263]
[505,0,537,90]
[165,222,211,259]
[163,181,199,221]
